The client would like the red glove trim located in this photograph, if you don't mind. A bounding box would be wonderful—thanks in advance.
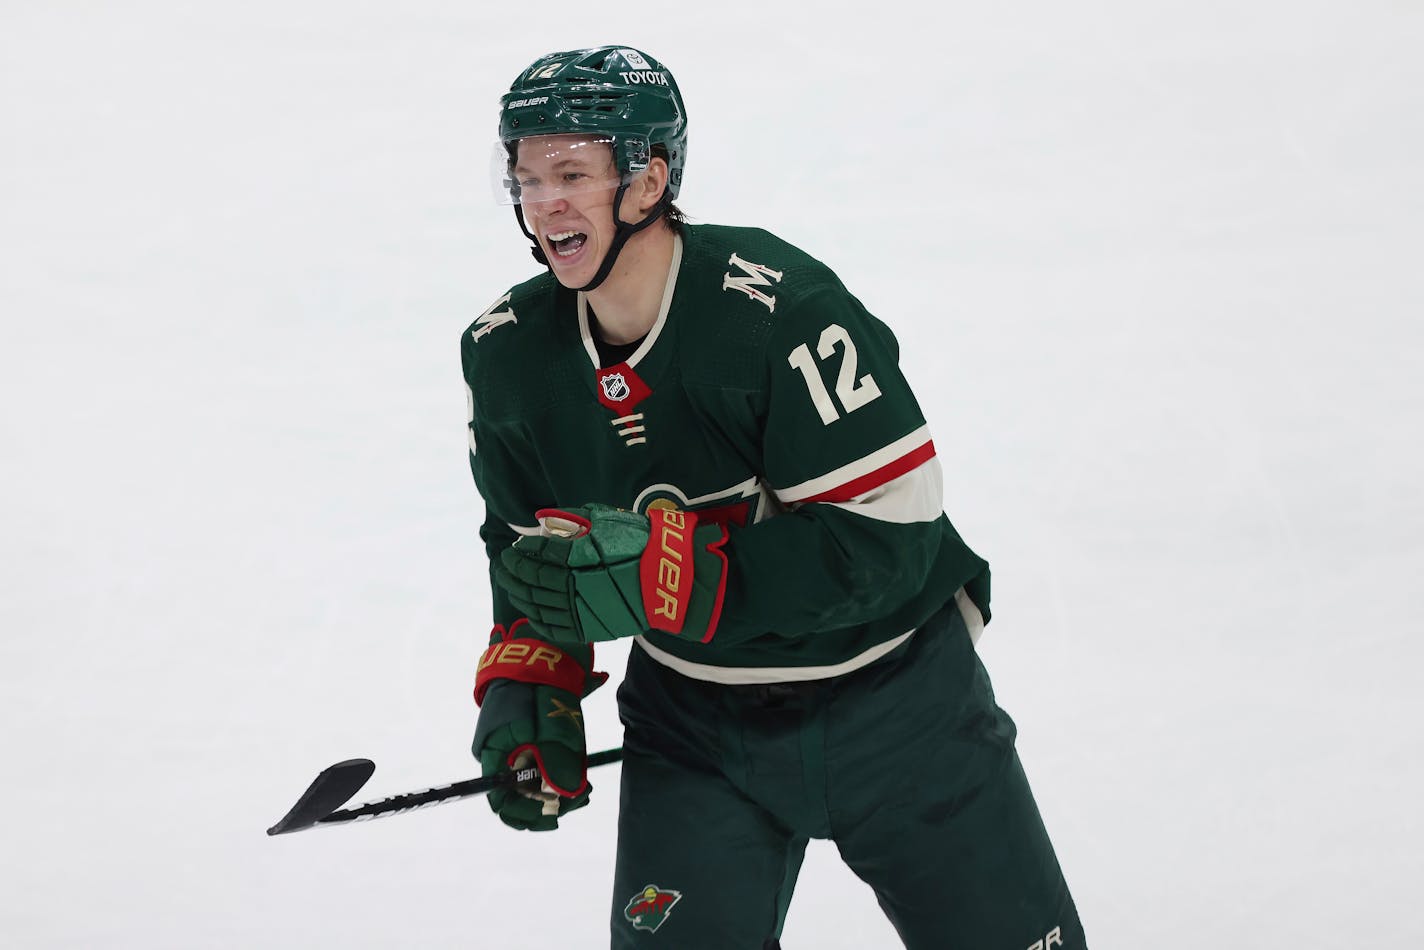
[533,508,591,538]
[700,523,731,644]
[506,743,589,799]
[640,508,698,635]
[474,625,590,706]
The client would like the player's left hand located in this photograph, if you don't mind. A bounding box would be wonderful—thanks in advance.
[496,503,730,644]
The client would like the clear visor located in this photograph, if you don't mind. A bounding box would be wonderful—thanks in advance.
[491,134,626,206]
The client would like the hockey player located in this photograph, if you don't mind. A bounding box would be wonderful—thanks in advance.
[465,46,1086,949]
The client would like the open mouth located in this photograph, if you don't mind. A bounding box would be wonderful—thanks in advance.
[547,230,588,258]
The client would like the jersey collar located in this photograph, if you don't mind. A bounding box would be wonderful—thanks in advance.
[576,233,683,370]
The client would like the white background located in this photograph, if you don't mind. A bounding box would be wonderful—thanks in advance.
[3,1,1421,946]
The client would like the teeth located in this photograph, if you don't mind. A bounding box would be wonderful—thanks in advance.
[547,230,586,258]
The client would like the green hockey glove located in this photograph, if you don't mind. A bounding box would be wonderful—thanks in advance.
[471,619,608,831]
[496,504,731,645]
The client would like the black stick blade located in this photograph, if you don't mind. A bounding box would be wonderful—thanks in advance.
[267,758,376,836]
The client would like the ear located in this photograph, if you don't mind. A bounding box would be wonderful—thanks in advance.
[633,157,669,214]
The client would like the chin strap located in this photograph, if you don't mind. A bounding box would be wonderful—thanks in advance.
[514,204,550,266]
[516,186,669,293]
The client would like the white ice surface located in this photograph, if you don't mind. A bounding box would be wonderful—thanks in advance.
[2,2,1422,947]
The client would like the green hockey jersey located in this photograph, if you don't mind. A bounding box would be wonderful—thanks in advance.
[462,224,989,681]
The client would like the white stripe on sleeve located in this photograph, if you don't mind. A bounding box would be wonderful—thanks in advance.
[820,454,945,525]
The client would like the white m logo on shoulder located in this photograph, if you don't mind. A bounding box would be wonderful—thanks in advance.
[471,292,516,342]
[723,253,783,313]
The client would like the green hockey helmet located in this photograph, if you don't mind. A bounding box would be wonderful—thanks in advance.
[496,46,688,204]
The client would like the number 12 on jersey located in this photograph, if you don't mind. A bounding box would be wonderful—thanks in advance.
[787,323,883,425]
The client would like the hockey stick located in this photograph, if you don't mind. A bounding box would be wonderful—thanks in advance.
[266,747,624,836]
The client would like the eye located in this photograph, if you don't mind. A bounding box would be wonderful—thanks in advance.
[519,177,541,189]
[562,172,587,183]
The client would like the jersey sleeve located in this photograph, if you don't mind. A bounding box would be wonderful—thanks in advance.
[461,326,549,628]
[714,283,958,641]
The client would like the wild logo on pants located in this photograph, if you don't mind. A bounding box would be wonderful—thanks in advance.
[624,884,682,933]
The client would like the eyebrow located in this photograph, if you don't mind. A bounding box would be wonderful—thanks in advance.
[512,157,598,175]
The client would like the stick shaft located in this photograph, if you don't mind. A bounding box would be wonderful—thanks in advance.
[316,747,624,827]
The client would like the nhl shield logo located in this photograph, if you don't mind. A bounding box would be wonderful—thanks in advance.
[600,371,631,402]
[623,884,682,934]
[593,361,652,418]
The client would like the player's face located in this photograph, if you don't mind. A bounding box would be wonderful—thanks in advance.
[513,135,622,287]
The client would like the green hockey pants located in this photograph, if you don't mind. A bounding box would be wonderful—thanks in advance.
[608,599,1085,949]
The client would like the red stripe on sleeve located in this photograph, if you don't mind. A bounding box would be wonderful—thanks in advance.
[798,440,937,505]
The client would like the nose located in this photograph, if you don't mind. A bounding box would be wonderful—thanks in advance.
[524,194,569,224]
